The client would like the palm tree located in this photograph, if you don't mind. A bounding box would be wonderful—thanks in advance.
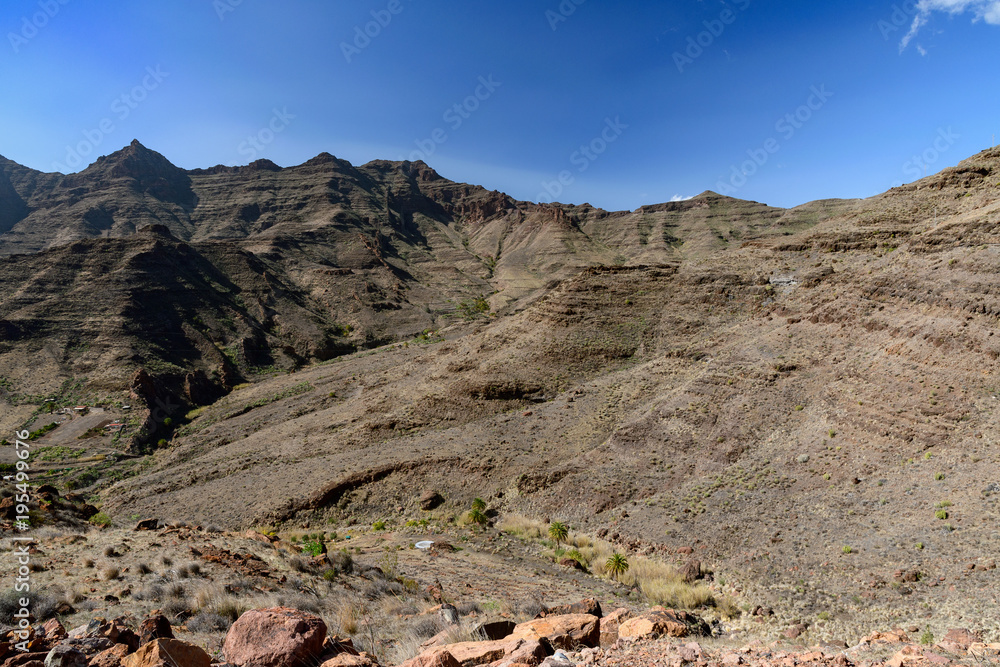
[471,497,486,512]
[548,521,569,547]
[468,508,488,528]
[606,553,629,580]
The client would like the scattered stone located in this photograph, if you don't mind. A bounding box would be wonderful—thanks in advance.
[223,607,326,667]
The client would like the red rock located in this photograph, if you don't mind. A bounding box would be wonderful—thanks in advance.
[618,610,709,640]
[122,639,211,667]
[223,607,326,667]
[427,641,509,666]
[510,614,600,649]
[939,628,981,651]
[41,619,67,641]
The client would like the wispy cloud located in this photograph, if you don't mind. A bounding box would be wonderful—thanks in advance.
[902,0,1000,51]
[670,194,693,202]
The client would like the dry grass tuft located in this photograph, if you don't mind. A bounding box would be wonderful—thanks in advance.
[101,566,120,581]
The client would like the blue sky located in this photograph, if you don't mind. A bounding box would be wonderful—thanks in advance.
[0,0,998,211]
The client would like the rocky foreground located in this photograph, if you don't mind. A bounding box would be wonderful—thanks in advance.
[3,601,998,667]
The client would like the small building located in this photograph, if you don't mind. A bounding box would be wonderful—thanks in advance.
[105,422,125,432]
[74,405,88,413]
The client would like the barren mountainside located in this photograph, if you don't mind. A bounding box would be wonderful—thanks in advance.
[2,143,1000,644]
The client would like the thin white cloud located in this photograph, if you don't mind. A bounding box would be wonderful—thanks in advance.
[670,194,693,202]
[902,0,1000,51]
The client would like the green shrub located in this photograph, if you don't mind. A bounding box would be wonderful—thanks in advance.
[842,545,853,554]
[920,627,933,645]
[935,510,948,520]
[373,520,387,531]
[89,511,112,527]
[302,541,324,557]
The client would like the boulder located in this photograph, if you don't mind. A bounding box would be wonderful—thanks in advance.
[678,560,702,583]
[439,605,459,626]
[88,644,130,667]
[138,617,173,646]
[42,647,86,667]
[223,607,326,667]
[398,650,462,667]
[420,491,444,511]
[426,641,510,666]
[618,610,709,640]
[122,639,211,667]
[423,638,550,667]
[537,600,602,619]
[510,614,600,649]
[133,519,159,531]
